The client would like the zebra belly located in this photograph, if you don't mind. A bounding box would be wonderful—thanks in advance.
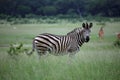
[49,51,69,56]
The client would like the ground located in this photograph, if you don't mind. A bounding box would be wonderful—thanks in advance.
[0,20,120,80]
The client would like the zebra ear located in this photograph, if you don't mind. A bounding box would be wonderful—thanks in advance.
[89,23,93,28]
[82,23,85,28]
[86,22,89,29]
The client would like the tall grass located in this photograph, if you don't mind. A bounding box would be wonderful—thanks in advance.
[0,20,120,80]
[0,45,120,80]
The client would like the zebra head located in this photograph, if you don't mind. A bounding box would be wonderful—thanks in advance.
[81,22,93,42]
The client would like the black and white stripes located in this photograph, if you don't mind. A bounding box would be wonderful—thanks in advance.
[26,22,93,56]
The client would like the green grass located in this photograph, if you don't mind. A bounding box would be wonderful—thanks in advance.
[0,21,120,80]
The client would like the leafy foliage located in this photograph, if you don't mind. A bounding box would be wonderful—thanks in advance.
[7,43,28,56]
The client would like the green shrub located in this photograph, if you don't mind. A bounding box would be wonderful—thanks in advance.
[7,43,28,56]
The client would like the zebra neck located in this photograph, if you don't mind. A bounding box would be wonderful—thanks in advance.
[77,34,85,47]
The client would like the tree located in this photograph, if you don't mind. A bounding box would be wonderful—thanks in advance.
[16,5,32,17]
[43,6,57,15]
[0,0,120,17]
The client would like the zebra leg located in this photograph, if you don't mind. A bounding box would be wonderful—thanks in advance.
[67,52,76,64]
[36,50,46,59]
[67,47,77,57]
[69,52,76,58]
[67,46,78,58]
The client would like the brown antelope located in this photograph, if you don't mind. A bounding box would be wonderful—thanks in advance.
[116,32,120,40]
[98,27,104,39]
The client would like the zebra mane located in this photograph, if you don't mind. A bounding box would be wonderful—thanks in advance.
[67,27,82,35]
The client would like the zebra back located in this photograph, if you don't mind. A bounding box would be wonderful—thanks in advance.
[67,28,82,35]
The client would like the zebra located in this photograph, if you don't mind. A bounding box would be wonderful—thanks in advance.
[26,22,93,57]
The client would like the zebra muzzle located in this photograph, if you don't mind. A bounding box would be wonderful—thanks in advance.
[85,36,90,42]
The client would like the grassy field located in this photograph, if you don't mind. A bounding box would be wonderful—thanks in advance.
[0,20,120,80]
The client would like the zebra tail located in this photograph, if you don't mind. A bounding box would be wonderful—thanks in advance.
[26,39,35,56]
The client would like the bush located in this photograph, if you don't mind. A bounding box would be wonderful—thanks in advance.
[7,43,28,56]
